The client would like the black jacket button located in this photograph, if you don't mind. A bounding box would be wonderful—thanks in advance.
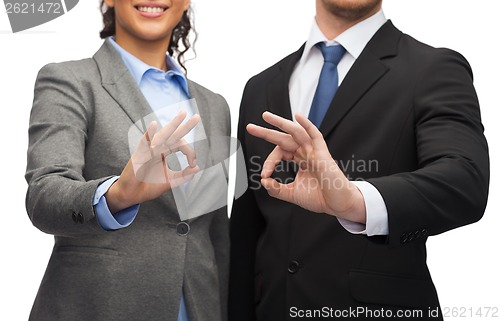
[288,260,300,274]
[72,212,78,223]
[77,213,84,224]
[176,222,190,236]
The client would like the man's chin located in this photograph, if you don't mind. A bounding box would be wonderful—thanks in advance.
[320,0,382,21]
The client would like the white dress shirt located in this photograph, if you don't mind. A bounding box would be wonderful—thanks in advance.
[289,10,389,236]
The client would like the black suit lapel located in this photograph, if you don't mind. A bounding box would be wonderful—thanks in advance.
[264,46,304,217]
[267,45,305,120]
[320,20,402,137]
[319,52,389,135]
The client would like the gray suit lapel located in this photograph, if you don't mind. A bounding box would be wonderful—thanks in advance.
[188,81,211,176]
[93,39,182,218]
[173,83,213,221]
[93,39,154,131]
[173,83,230,222]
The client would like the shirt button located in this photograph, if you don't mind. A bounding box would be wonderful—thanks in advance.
[288,260,300,274]
[176,222,190,236]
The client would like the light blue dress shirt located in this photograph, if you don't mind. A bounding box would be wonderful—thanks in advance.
[92,37,192,321]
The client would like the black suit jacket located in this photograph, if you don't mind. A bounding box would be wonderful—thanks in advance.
[229,21,489,321]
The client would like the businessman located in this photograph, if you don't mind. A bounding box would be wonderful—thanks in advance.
[229,0,489,320]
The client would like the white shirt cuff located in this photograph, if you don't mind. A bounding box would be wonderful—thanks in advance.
[337,181,389,236]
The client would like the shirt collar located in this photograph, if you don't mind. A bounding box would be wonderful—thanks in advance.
[108,37,190,96]
[302,9,387,62]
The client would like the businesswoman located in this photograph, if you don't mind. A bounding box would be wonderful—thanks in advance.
[25,1,230,320]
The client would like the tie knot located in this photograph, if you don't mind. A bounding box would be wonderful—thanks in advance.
[316,42,345,65]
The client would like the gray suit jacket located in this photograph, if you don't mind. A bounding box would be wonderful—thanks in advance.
[25,39,231,321]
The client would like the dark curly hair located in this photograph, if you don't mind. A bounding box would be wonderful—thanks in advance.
[99,1,196,72]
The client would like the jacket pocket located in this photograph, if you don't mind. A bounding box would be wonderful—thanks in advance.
[55,245,120,256]
[349,269,438,308]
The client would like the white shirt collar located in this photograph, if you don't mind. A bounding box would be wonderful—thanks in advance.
[301,9,387,63]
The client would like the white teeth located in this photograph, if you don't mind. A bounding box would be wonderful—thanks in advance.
[137,6,165,13]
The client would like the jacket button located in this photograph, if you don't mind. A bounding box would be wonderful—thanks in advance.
[288,260,300,274]
[176,222,190,236]
[421,228,428,237]
[72,212,78,223]
[400,233,408,244]
[77,213,84,224]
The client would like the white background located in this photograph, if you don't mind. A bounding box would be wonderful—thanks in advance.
[1,1,499,320]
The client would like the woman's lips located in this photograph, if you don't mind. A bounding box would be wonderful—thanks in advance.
[135,4,168,18]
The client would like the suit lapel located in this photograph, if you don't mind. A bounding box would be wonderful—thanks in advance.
[93,40,155,132]
[181,83,211,203]
[188,82,211,172]
[319,52,388,135]
[264,47,305,218]
[267,45,304,120]
[174,82,229,222]
[319,20,402,137]
[93,39,182,217]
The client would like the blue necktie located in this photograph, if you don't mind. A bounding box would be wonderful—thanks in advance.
[308,43,346,127]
